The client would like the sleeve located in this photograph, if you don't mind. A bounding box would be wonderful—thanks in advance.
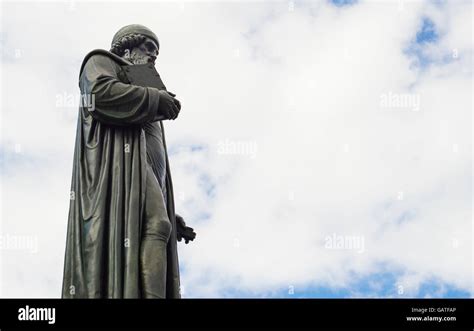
[79,54,161,126]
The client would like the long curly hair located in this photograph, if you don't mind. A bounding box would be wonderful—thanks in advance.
[110,33,147,56]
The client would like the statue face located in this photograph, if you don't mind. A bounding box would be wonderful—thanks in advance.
[123,37,159,65]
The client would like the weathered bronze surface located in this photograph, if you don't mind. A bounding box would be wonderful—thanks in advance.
[62,24,195,299]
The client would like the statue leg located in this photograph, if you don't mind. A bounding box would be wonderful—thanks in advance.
[140,164,172,298]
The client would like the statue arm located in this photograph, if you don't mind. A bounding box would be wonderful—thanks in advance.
[80,54,160,126]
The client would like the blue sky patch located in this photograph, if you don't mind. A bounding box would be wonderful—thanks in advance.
[330,0,357,7]
[192,270,471,298]
[416,18,439,44]
[404,17,441,69]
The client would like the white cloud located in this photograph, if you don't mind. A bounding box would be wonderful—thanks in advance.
[0,0,472,298]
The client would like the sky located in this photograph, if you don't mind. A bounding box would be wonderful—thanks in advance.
[0,0,472,298]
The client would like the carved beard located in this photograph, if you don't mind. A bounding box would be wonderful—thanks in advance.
[129,50,148,65]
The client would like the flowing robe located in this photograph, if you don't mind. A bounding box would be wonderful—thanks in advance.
[62,50,180,298]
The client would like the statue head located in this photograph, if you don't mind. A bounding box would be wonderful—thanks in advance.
[110,24,160,65]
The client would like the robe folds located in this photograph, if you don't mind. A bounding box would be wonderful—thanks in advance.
[62,49,180,298]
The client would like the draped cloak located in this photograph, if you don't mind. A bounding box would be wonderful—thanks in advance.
[61,49,180,298]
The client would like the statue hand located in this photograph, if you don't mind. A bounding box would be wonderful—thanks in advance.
[157,90,181,120]
[166,91,181,110]
[176,214,196,244]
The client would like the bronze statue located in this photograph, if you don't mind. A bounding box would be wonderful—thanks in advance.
[62,24,195,299]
